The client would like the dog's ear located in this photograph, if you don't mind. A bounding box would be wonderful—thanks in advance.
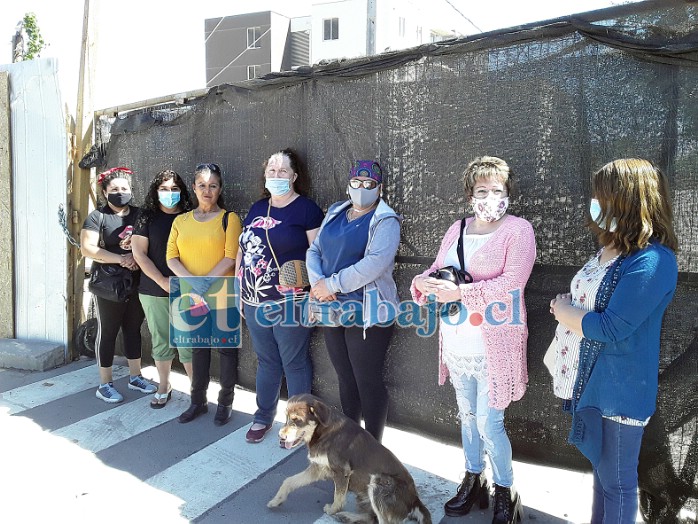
[309,399,332,426]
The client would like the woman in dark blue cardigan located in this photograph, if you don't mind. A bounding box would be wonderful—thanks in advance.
[549,158,678,524]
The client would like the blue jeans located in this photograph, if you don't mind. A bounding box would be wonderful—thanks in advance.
[591,418,644,524]
[244,303,313,425]
[451,371,514,487]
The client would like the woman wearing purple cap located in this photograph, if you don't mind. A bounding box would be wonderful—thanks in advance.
[306,160,401,442]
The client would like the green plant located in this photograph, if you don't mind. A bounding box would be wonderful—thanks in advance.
[22,12,46,60]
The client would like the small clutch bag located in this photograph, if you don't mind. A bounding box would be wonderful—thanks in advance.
[278,260,310,288]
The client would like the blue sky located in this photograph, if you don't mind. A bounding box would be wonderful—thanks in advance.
[0,1,635,113]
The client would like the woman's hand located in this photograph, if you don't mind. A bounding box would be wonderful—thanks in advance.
[414,276,445,297]
[158,276,171,294]
[119,253,139,271]
[549,293,572,317]
[432,279,461,303]
[311,279,336,302]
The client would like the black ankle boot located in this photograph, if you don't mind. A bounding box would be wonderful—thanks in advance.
[492,484,523,524]
[178,402,208,423]
[444,472,489,516]
[213,404,232,426]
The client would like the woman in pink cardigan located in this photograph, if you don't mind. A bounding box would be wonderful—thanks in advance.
[411,157,536,524]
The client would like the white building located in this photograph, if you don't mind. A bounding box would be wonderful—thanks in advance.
[310,0,457,64]
[205,0,461,83]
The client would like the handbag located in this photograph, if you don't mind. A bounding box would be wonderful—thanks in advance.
[265,200,310,288]
[428,218,473,286]
[88,211,139,302]
[428,218,472,315]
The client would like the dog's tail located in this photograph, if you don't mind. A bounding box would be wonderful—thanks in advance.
[409,499,432,524]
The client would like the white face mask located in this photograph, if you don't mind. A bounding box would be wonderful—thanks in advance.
[590,198,617,232]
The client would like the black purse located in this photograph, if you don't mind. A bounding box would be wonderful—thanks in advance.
[429,218,473,286]
[428,218,473,316]
[88,211,139,302]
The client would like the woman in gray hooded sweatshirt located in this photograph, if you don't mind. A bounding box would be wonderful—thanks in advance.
[306,160,401,442]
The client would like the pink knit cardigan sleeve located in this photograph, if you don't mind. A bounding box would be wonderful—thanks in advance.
[410,215,537,409]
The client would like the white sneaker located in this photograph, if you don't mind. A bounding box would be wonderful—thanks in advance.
[96,382,124,403]
[128,375,157,394]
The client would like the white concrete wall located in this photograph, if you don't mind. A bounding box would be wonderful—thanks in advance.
[376,0,426,53]
[311,0,368,63]
[0,58,68,350]
[270,12,291,73]
[291,16,312,32]
[311,0,434,63]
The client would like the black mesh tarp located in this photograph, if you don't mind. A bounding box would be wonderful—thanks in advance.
[95,1,698,520]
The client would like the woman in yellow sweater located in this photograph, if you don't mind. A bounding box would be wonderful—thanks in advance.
[167,163,242,426]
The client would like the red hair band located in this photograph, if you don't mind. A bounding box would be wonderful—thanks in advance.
[97,166,133,185]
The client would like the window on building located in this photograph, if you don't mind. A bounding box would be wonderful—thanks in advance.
[247,65,260,80]
[323,18,339,40]
[399,17,406,38]
[247,27,261,49]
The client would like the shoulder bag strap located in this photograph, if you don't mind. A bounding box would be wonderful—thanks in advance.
[264,199,281,270]
[457,218,466,272]
[98,211,106,249]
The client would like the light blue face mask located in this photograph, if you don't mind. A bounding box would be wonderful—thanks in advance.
[590,198,617,232]
[265,178,291,196]
[158,190,181,209]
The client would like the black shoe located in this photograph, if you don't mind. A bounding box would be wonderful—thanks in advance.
[444,472,489,516]
[492,484,523,524]
[213,404,233,426]
[178,403,208,423]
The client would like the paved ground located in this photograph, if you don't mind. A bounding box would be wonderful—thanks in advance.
[0,358,642,523]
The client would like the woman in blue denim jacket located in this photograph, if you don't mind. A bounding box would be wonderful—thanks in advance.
[306,160,401,442]
[550,158,678,524]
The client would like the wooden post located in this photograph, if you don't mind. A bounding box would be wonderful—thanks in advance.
[67,0,95,358]
[0,71,14,338]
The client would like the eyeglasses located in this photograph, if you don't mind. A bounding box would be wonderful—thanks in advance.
[472,188,507,200]
[348,179,378,190]
[196,162,220,173]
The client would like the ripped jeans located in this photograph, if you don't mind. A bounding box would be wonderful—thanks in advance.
[451,371,514,487]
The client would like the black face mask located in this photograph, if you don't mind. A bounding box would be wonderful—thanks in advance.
[107,192,132,207]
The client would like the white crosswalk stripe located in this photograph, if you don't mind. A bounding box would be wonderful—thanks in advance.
[146,421,290,520]
[52,390,190,453]
[0,364,129,415]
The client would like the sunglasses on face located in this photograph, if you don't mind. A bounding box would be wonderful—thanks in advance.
[196,162,220,173]
[348,179,378,190]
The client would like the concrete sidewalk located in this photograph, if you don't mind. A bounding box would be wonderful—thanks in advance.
[0,358,645,523]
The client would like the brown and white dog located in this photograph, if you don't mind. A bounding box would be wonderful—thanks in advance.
[267,394,432,524]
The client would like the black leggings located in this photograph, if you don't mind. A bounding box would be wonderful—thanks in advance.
[323,324,394,442]
[94,295,144,368]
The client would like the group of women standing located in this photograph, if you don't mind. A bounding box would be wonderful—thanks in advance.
[81,153,678,524]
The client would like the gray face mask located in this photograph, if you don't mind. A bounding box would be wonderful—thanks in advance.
[348,186,380,209]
